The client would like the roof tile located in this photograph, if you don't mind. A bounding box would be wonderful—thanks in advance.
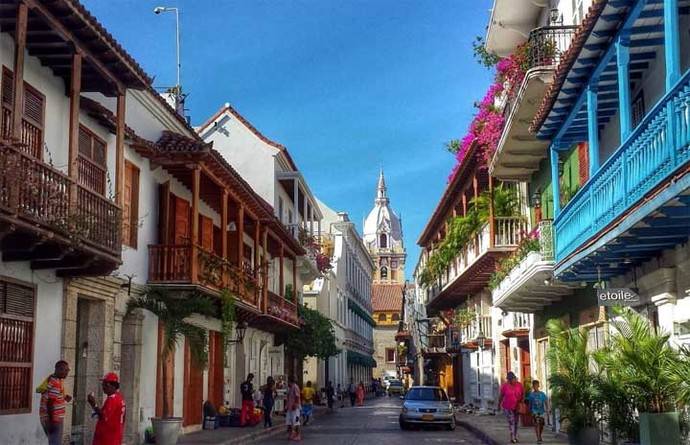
[372,284,403,312]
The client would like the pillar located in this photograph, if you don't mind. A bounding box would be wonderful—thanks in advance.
[115,93,126,207]
[67,52,82,210]
[664,0,681,90]
[550,144,561,217]
[279,244,284,297]
[190,167,200,282]
[221,190,228,260]
[616,35,632,139]
[586,84,600,176]
[11,2,27,139]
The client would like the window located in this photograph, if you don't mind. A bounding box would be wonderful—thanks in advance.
[378,313,387,322]
[78,125,107,195]
[0,277,35,414]
[386,348,395,363]
[391,269,397,281]
[572,0,585,24]
[379,233,387,248]
[1,67,45,158]
[380,266,388,280]
[632,90,646,128]
[392,313,400,321]
[122,161,140,248]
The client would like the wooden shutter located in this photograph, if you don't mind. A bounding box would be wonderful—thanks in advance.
[173,197,191,244]
[0,278,35,414]
[183,338,204,426]
[577,142,589,185]
[0,67,44,158]
[199,216,214,251]
[77,125,107,195]
[123,161,140,248]
[207,332,224,409]
[1,67,11,140]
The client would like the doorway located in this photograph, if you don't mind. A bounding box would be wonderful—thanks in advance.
[183,338,204,426]
[518,339,531,382]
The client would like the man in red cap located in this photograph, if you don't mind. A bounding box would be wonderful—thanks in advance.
[88,372,126,445]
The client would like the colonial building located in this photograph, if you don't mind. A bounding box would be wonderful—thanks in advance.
[371,283,403,379]
[364,170,406,284]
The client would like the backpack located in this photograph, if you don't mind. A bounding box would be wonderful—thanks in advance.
[35,376,50,394]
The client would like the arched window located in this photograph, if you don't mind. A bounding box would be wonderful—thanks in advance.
[380,266,388,279]
[379,233,388,248]
[392,313,400,321]
[378,313,387,322]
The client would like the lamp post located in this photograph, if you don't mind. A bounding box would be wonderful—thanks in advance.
[153,6,182,113]
[226,320,248,344]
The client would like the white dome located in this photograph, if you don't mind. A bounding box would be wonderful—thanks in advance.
[363,170,403,250]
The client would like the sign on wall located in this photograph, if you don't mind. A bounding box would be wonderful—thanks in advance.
[597,288,640,306]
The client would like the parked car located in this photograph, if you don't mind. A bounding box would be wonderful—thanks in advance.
[399,386,455,430]
[387,379,405,396]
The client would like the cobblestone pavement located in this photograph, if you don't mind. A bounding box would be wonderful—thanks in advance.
[256,397,484,445]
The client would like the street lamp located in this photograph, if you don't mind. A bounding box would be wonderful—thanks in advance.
[226,320,248,344]
[153,6,182,111]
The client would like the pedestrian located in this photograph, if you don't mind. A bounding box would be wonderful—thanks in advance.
[526,380,549,444]
[88,372,126,445]
[337,384,344,408]
[263,376,277,428]
[239,373,254,426]
[301,381,315,425]
[325,381,335,413]
[356,381,365,406]
[286,376,302,441]
[347,379,356,407]
[498,371,524,444]
[275,375,286,414]
[39,360,72,445]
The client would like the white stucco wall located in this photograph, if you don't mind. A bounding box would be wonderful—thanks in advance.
[0,262,63,445]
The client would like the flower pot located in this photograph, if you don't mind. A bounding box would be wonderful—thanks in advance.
[567,427,600,445]
[151,417,183,445]
[639,412,680,445]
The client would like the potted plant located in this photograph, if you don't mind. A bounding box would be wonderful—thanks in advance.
[603,308,681,445]
[546,319,602,445]
[127,288,216,445]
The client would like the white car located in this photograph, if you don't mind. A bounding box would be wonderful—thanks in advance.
[399,386,455,430]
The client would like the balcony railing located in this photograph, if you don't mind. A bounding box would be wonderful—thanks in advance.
[430,217,527,300]
[267,291,299,326]
[1,106,43,159]
[425,334,446,353]
[148,244,260,307]
[555,69,690,263]
[526,26,578,70]
[0,141,120,256]
[460,315,493,345]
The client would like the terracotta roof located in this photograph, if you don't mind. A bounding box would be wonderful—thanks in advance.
[372,284,403,312]
[530,0,608,135]
[156,130,211,153]
[197,103,299,172]
[80,96,139,139]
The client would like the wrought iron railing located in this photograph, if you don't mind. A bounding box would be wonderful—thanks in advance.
[555,69,690,262]
[267,290,299,326]
[526,25,578,69]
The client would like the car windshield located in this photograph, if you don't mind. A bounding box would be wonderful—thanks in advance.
[389,381,402,386]
[405,388,448,401]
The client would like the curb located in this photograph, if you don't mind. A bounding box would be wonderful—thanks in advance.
[456,419,501,445]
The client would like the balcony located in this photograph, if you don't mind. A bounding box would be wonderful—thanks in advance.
[492,220,574,312]
[499,312,531,338]
[459,315,493,350]
[286,223,322,282]
[491,25,577,181]
[554,69,690,281]
[0,141,121,275]
[427,216,527,312]
[422,334,447,356]
[263,291,299,329]
[148,244,260,309]
[344,329,373,355]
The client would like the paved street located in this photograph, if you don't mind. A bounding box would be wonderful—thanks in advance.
[256,397,483,445]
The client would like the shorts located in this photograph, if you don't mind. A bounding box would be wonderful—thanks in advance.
[302,404,313,417]
[533,414,545,425]
[286,409,301,426]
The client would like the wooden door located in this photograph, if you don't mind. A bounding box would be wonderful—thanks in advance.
[519,340,531,382]
[207,332,225,409]
[183,338,204,426]
[156,321,175,418]
[501,340,511,378]
[172,196,190,244]
[199,215,214,251]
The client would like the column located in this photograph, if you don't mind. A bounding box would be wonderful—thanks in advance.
[221,190,228,260]
[309,205,314,235]
[114,93,126,207]
[11,2,27,139]
[488,176,495,247]
[292,255,297,302]
[262,229,268,311]
[550,144,561,217]
[67,52,82,209]
[190,167,200,282]
[293,179,299,228]
[279,244,284,297]
[616,35,632,139]
[586,84,600,176]
[664,0,681,90]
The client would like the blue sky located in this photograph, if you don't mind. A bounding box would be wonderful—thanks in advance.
[83,0,495,278]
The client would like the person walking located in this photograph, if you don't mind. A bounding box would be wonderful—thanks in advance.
[240,373,255,426]
[498,371,524,444]
[286,376,302,441]
[301,381,315,426]
[355,381,365,406]
[325,381,335,413]
[39,360,72,445]
[526,380,549,444]
[336,384,344,408]
[262,376,277,428]
[347,379,356,407]
[88,373,126,445]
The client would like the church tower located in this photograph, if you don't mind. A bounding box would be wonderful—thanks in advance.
[363,170,406,283]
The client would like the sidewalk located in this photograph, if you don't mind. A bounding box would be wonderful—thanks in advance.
[457,412,569,445]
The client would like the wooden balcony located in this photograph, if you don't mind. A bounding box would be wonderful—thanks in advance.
[259,290,299,331]
[147,243,260,309]
[0,141,121,275]
[427,216,527,312]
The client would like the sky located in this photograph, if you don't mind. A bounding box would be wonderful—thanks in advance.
[83,0,495,278]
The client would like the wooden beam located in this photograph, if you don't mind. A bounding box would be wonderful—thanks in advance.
[190,167,200,282]
[115,92,125,207]
[488,176,495,248]
[262,228,268,312]
[279,243,284,297]
[67,52,81,210]
[221,189,228,260]
[11,2,27,139]
[24,0,124,93]
[236,204,244,266]
[254,219,260,278]
[292,255,297,303]
[159,181,170,244]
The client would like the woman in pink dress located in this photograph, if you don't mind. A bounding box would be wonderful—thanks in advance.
[355,382,365,406]
[498,372,524,443]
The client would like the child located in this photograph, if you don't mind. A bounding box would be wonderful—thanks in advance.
[525,380,549,444]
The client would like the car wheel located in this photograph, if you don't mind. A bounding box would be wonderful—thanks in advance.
[446,416,456,431]
[399,416,409,430]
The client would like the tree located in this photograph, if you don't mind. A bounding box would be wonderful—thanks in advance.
[126,288,216,418]
[286,304,340,383]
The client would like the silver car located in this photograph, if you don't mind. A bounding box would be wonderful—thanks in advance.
[399,386,455,430]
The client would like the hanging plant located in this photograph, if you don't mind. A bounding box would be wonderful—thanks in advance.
[453,307,476,329]
[219,288,237,348]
